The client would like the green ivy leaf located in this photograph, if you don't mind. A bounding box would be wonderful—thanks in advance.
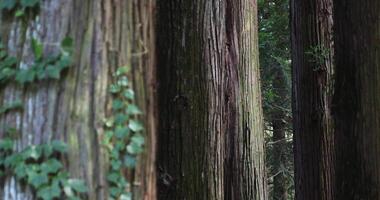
[126,104,142,115]
[4,154,23,168]
[128,120,143,132]
[15,9,24,17]
[67,179,87,193]
[107,172,120,184]
[116,66,130,76]
[14,163,27,179]
[0,138,14,150]
[37,183,61,200]
[111,160,122,170]
[112,99,124,111]
[120,193,132,200]
[22,145,42,160]
[109,84,121,93]
[20,0,40,7]
[124,155,136,169]
[61,37,74,53]
[15,69,36,84]
[51,140,68,153]
[115,126,129,139]
[114,113,128,125]
[131,134,145,146]
[0,0,16,10]
[117,76,129,87]
[123,89,135,100]
[45,65,61,79]
[126,143,143,155]
[31,38,43,60]
[41,159,63,174]
[28,171,49,188]
[109,186,122,197]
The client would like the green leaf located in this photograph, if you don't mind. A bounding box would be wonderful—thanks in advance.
[56,54,71,69]
[109,84,121,93]
[4,154,23,168]
[42,144,53,157]
[126,104,142,115]
[116,66,130,76]
[22,145,42,160]
[15,9,25,17]
[115,126,129,139]
[14,163,27,179]
[131,134,145,146]
[124,155,136,169]
[61,37,74,53]
[0,0,16,10]
[114,113,128,124]
[28,171,49,188]
[117,76,129,87]
[112,99,124,111]
[15,69,36,84]
[40,159,63,174]
[37,183,61,200]
[67,179,87,193]
[120,193,132,200]
[20,0,40,7]
[0,138,14,150]
[109,186,122,197]
[31,38,43,60]
[45,65,61,79]
[0,100,23,115]
[107,172,120,184]
[126,143,143,155]
[51,140,68,153]
[111,160,122,170]
[123,89,135,100]
[128,120,143,132]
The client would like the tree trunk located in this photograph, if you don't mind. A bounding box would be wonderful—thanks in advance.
[291,0,335,199]
[271,65,289,200]
[0,0,156,199]
[333,1,380,199]
[156,0,266,199]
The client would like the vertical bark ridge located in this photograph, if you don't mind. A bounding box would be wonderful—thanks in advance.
[291,0,334,199]
[157,0,265,199]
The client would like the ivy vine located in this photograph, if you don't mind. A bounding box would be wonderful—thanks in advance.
[103,66,145,200]
[0,138,87,200]
[0,37,73,85]
[0,0,40,17]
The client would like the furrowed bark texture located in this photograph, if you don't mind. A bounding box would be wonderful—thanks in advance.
[157,0,266,199]
[333,1,380,199]
[291,0,335,199]
[271,64,289,200]
[0,0,156,199]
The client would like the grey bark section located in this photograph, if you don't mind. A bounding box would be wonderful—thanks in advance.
[291,0,335,199]
[156,0,266,199]
[0,0,156,199]
[333,1,380,199]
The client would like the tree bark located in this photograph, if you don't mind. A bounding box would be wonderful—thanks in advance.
[333,1,380,199]
[271,65,289,200]
[156,0,266,199]
[291,0,335,199]
[0,0,156,199]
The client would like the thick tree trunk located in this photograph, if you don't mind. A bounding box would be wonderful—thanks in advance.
[271,65,289,200]
[0,0,156,199]
[156,0,266,199]
[333,1,380,199]
[291,0,335,199]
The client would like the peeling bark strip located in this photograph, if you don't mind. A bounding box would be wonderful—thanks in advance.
[291,0,335,199]
[156,0,266,199]
[0,0,156,199]
[333,1,380,199]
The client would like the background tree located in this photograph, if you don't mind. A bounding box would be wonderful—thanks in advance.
[291,0,334,199]
[258,0,293,199]
[333,0,380,199]
[156,0,266,199]
[0,1,156,199]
